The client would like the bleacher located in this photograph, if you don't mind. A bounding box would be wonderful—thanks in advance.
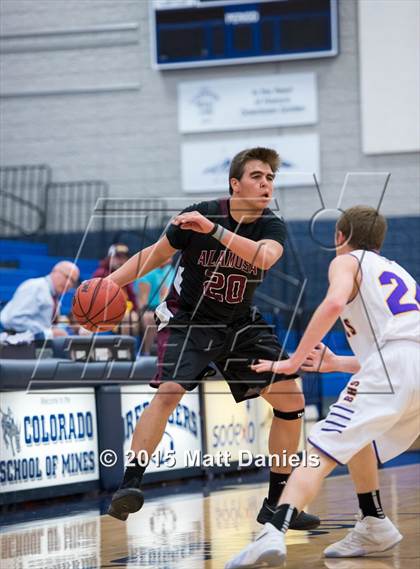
[0,238,98,314]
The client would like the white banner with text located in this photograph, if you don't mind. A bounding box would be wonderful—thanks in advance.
[120,385,202,473]
[0,388,99,493]
[181,133,320,192]
[178,73,317,133]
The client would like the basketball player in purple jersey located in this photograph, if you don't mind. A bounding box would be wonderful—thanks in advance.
[226,206,420,567]
[106,147,319,530]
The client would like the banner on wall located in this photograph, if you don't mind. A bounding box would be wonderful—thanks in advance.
[0,389,99,493]
[203,381,260,464]
[120,385,202,473]
[181,133,320,192]
[178,73,317,133]
[203,381,306,468]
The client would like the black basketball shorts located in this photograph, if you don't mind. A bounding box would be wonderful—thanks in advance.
[150,307,299,403]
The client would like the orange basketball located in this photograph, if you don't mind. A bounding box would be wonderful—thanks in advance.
[72,278,127,332]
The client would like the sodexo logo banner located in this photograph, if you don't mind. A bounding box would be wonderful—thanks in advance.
[0,389,99,493]
[203,381,260,462]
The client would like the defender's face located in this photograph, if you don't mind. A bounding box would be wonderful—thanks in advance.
[231,160,275,209]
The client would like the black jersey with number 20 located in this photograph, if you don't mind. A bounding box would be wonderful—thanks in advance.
[165,198,286,323]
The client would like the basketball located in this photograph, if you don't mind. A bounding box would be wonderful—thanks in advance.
[72,277,127,332]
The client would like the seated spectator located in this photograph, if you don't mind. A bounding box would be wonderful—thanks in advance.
[0,261,79,339]
[93,243,139,336]
[135,259,176,355]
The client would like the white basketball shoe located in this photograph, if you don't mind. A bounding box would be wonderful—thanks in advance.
[225,523,286,568]
[324,515,402,558]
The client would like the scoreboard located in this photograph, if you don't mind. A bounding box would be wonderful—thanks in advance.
[151,0,339,69]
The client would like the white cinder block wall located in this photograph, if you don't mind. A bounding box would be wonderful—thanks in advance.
[1,0,418,226]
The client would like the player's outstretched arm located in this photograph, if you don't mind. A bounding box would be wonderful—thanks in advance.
[173,210,283,270]
[251,255,360,376]
[301,342,361,374]
[107,236,177,288]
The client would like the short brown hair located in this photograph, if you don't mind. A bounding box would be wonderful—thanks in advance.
[336,206,387,251]
[229,147,280,195]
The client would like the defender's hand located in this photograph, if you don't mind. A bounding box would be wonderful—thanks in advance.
[250,358,299,375]
[173,211,215,234]
[301,343,337,373]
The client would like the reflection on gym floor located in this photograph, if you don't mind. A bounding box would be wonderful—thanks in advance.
[1,465,418,569]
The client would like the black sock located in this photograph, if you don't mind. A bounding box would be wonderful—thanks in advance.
[357,490,385,519]
[120,457,146,489]
[270,504,298,533]
[267,472,290,506]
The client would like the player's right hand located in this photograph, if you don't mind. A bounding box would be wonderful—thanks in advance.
[172,211,214,234]
[300,343,337,373]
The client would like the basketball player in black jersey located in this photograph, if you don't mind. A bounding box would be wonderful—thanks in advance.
[106,147,319,530]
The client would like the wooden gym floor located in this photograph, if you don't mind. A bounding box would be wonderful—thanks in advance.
[1,464,419,568]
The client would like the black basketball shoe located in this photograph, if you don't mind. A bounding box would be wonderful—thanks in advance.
[107,486,144,521]
[257,498,320,530]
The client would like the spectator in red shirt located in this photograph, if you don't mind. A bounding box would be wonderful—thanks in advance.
[93,243,139,335]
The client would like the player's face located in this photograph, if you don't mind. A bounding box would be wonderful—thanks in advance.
[231,160,275,209]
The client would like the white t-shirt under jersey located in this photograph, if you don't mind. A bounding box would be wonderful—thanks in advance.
[340,250,420,364]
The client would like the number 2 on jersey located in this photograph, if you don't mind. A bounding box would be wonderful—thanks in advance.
[379,271,420,315]
[203,270,247,304]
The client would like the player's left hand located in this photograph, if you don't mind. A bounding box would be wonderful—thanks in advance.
[172,211,215,234]
[250,358,299,375]
[301,343,336,373]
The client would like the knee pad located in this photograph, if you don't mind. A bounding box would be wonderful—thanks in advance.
[273,408,305,420]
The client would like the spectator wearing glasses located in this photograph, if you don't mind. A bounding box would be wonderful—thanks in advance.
[0,261,80,339]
